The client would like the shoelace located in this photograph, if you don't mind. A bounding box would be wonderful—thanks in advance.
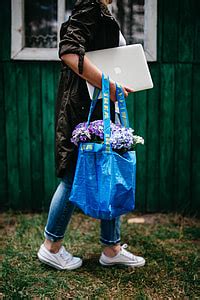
[122,243,128,249]
[121,244,138,261]
[59,246,72,263]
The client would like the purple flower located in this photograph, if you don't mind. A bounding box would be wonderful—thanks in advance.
[71,119,144,150]
[70,123,91,146]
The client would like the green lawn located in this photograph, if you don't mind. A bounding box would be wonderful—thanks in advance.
[1,211,200,299]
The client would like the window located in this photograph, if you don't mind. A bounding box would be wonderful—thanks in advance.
[112,0,145,45]
[111,0,157,61]
[25,0,57,48]
[11,0,65,60]
[11,0,157,61]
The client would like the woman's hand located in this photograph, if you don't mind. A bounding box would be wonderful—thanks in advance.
[110,80,134,102]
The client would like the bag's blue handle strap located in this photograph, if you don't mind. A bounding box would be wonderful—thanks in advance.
[86,87,101,128]
[102,74,111,152]
[86,77,129,151]
[116,83,130,128]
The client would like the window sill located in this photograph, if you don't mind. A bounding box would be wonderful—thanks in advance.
[11,48,60,61]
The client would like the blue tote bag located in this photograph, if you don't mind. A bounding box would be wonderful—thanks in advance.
[69,74,136,220]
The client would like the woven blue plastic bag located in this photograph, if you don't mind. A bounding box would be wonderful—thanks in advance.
[69,74,136,219]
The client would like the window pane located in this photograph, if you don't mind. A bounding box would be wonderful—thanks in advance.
[65,0,75,21]
[112,0,144,45]
[25,0,57,48]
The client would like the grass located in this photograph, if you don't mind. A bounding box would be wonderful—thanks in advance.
[0,211,200,299]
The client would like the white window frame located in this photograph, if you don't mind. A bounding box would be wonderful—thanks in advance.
[11,0,65,60]
[11,0,157,61]
[143,0,157,61]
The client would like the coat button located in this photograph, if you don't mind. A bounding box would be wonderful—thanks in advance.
[81,106,85,110]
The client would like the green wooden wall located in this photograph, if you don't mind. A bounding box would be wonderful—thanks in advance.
[0,0,200,214]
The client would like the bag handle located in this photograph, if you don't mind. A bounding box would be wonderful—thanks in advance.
[115,83,130,128]
[86,87,101,128]
[86,74,130,151]
[102,74,111,151]
[87,79,130,127]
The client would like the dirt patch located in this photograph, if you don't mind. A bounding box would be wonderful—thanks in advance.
[0,213,19,263]
[0,213,18,236]
[127,213,200,226]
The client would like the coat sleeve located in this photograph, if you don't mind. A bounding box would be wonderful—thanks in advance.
[59,0,101,74]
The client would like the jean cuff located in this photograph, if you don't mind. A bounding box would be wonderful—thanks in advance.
[44,227,64,242]
[100,237,121,246]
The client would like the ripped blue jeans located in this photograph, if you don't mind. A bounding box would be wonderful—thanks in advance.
[44,168,121,246]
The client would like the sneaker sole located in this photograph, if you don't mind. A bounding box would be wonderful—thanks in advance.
[99,258,145,268]
[37,252,82,270]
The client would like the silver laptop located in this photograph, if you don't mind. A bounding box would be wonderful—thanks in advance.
[85,44,153,99]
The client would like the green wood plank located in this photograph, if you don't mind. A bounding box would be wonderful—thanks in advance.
[41,63,56,210]
[191,65,200,214]
[54,63,61,92]
[16,63,32,210]
[146,64,160,212]
[159,64,175,212]
[157,0,163,62]
[194,0,200,62]
[178,0,194,62]
[162,0,180,62]
[0,0,11,61]
[134,90,147,212]
[4,62,20,209]
[174,64,192,212]
[0,63,8,209]
[53,63,62,186]
[29,63,44,211]
[126,92,135,129]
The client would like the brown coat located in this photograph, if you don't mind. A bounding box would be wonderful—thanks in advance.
[55,0,120,177]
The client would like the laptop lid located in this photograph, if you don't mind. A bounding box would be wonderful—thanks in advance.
[85,44,153,99]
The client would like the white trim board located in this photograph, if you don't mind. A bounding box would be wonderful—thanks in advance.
[144,0,157,61]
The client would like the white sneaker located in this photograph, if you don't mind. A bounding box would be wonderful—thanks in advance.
[37,244,82,270]
[99,244,145,267]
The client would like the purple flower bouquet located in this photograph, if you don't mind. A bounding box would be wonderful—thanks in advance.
[71,120,144,154]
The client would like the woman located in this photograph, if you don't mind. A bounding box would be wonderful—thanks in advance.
[37,0,145,270]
